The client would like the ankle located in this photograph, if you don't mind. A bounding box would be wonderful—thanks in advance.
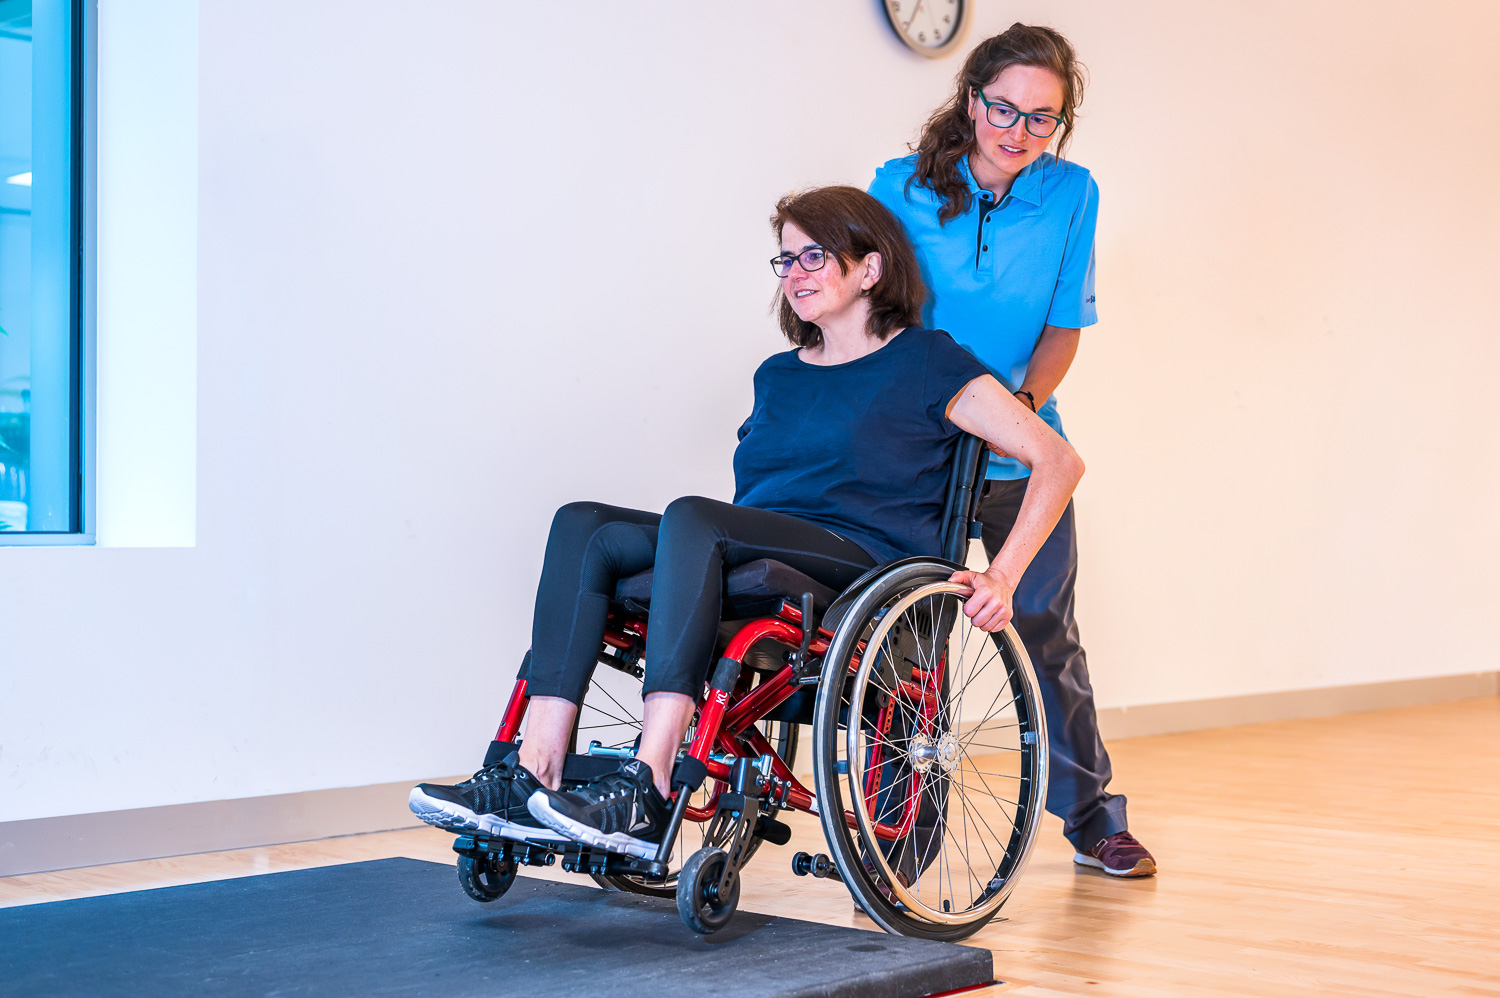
[517,750,561,791]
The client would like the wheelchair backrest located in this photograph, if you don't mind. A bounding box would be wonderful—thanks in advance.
[936,433,990,564]
[814,434,989,636]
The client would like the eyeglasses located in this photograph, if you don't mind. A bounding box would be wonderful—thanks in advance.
[973,90,1063,139]
[770,246,830,278]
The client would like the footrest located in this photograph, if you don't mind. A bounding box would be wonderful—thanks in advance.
[452,835,557,868]
[484,741,623,786]
[561,752,625,785]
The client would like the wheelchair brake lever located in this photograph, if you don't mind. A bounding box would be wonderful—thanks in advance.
[791,592,820,686]
[797,592,814,658]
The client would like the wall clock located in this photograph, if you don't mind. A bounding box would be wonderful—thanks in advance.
[882,0,970,58]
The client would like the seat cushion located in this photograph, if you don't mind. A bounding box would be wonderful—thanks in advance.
[614,558,839,620]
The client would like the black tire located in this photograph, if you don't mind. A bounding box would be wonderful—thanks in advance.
[457,853,516,903]
[589,775,770,896]
[676,847,740,934]
[810,560,1048,941]
[579,677,787,897]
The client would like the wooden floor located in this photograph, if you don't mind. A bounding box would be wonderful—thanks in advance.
[4,697,1498,997]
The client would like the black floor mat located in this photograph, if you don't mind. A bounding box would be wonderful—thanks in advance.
[0,857,994,997]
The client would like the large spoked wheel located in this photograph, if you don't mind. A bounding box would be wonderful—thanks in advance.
[568,661,784,897]
[457,853,517,903]
[810,560,1048,941]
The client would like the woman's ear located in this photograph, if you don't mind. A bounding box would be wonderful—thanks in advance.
[861,252,883,291]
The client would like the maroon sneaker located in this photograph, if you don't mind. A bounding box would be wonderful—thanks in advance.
[1074,831,1156,877]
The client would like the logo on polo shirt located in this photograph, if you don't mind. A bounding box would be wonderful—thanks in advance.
[1086,295,1096,304]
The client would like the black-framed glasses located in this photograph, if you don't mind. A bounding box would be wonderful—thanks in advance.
[973,90,1063,138]
[770,246,829,278]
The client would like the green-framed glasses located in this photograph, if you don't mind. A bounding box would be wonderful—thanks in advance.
[973,90,1064,139]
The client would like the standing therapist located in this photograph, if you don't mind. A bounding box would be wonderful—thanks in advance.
[870,23,1155,877]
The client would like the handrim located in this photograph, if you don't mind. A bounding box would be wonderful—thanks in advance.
[837,577,1048,927]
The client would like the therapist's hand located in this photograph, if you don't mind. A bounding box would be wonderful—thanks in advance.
[949,565,1017,632]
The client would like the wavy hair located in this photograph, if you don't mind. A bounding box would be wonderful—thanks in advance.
[770,186,925,349]
[909,23,1087,224]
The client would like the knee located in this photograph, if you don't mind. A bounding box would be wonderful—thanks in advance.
[659,495,728,546]
[550,500,613,538]
[661,495,724,531]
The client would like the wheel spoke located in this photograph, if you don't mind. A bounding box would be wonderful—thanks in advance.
[595,683,646,728]
[830,578,1047,928]
[954,762,1004,875]
[579,702,643,730]
[957,761,1025,811]
[952,774,1013,858]
[957,717,1022,757]
[944,638,1007,715]
[959,770,1027,780]
[958,685,1022,741]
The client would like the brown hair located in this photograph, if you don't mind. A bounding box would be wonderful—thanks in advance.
[770,186,925,349]
[909,23,1087,224]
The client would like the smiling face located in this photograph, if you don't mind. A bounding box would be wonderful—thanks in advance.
[966,63,1066,192]
[779,221,881,330]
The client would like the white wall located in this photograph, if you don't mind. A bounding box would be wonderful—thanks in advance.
[1,0,1497,823]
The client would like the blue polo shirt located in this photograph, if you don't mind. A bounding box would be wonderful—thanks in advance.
[870,152,1098,480]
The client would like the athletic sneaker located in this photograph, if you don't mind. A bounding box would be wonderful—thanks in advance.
[1074,830,1157,877]
[526,758,670,860]
[408,752,569,843]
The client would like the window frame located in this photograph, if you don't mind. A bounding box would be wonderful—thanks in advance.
[0,0,94,546]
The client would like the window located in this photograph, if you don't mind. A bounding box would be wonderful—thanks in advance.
[0,0,86,538]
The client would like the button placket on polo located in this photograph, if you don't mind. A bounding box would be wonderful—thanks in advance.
[974,193,998,267]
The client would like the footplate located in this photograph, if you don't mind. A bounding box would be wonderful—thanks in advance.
[561,847,670,882]
[454,833,670,881]
[452,834,556,868]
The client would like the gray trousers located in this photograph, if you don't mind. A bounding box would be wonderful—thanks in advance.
[978,478,1128,852]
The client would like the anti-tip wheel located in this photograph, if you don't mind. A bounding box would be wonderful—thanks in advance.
[676,847,739,934]
[457,853,516,902]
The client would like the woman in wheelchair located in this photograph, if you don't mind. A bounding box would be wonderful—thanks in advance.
[410,186,1084,929]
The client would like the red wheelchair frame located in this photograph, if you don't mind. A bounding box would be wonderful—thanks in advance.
[445,434,1039,940]
[492,596,942,849]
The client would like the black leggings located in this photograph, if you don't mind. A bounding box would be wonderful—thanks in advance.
[522,497,878,703]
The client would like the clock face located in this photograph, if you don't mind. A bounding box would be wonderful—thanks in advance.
[883,0,969,58]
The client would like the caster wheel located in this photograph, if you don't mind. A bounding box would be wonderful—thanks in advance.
[457,853,516,903]
[676,847,739,934]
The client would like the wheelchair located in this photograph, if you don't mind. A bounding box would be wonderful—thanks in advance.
[446,435,1049,941]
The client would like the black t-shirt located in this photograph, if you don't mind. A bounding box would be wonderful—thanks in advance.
[733,327,989,562]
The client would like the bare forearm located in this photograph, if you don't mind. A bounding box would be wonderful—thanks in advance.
[1018,326,1080,406]
[986,443,1083,586]
[947,375,1085,629]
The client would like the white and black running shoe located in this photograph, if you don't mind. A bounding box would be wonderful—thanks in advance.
[526,759,670,860]
[408,752,569,843]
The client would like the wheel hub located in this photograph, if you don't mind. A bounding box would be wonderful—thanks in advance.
[909,733,938,773]
[935,732,961,773]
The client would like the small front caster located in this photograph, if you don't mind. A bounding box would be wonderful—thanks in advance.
[457,853,516,902]
[676,847,739,934]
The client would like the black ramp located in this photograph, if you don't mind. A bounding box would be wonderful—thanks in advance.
[0,857,994,998]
